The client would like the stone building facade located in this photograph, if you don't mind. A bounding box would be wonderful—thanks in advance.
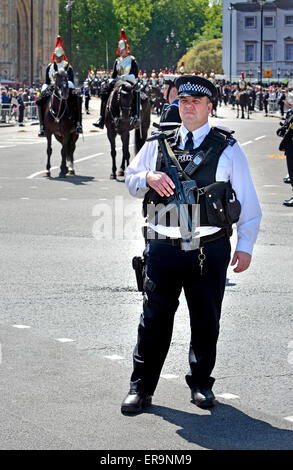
[0,0,59,83]
[222,0,293,82]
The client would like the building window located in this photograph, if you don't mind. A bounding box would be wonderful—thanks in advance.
[285,43,293,61]
[264,16,274,27]
[245,44,255,62]
[245,16,256,29]
[264,44,273,62]
[285,16,293,25]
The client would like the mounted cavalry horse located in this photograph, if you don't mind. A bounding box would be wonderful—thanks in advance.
[104,79,151,179]
[42,63,79,178]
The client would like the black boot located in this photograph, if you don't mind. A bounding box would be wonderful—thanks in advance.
[131,90,141,129]
[37,105,45,137]
[75,94,83,134]
[93,98,107,129]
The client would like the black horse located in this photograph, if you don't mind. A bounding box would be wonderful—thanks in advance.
[105,79,151,179]
[43,65,79,178]
[150,85,165,115]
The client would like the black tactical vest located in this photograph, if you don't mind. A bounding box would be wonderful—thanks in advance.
[143,126,237,228]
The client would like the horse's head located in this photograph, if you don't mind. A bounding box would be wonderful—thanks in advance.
[53,63,69,100]
[113,79,135,119]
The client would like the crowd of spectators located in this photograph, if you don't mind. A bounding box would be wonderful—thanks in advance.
[0,85,41,125]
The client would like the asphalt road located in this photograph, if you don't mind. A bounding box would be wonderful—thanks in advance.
[0,101,292,450]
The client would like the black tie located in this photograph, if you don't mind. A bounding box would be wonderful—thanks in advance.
[184,131,194,150]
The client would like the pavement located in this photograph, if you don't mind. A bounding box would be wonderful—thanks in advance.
[0,100,293,451]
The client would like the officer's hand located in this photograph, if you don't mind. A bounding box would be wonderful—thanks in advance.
[146,171,175,197]
[230,251,251,273]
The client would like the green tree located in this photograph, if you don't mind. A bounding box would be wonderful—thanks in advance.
[59,0,119,79]
[58,0,222,79]
[178,38,223,74]
[194,0,222,43]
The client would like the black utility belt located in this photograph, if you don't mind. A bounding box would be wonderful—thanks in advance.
[149,228,227,247]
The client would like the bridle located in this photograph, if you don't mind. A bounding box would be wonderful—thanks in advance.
[108,82,134,125]
[49,73,68,124]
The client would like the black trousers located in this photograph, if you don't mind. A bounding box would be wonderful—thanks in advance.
[130,235,231,395]
[285,150,293,188]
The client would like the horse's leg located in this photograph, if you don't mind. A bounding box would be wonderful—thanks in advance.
[67,134,76,175]
[107,125,117,179]
[118,130,130,176]
[44,133,52,177]
[59,137,69,178]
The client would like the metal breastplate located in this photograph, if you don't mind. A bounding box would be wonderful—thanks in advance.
[116,55,132,76]
[49,61,67,83]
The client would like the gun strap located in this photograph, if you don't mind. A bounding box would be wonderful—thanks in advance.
[164,139,192,181]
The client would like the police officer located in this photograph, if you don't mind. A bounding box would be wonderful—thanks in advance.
[93,29,139,129]
[121,75,262,413]
[279,92,293,206]
[159,75,181,131]
[36,35,83,137]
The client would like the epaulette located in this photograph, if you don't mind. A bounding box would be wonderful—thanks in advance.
[213,126,237,146]
[131,55,135,60]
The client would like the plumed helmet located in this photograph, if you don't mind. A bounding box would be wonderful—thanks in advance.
[117,29,130,55]
[52,36,67,62]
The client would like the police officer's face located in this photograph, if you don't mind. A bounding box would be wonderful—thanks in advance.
[179,96,212,130]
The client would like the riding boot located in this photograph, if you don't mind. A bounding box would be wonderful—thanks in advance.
[132,90,141,129]
[74,94,83,134]
[37,104,45,137]
[93,98,107,129]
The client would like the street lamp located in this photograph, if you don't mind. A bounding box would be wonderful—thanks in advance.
[65,0,74,62]
[257,65,261,82]
[286,70,291,81]
[30,0,34,84]
[76,43,80,85]
[277,67,281,83]
[176,42,180,49]
[248,68,253,81]
[257,0,265,85]
[228,3,234,84]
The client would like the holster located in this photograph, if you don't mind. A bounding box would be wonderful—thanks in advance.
[132,256,145,292]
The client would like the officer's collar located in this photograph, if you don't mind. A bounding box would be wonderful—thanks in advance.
[180,122,211,143]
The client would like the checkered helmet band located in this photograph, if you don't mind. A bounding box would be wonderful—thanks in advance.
[178,82,212,97]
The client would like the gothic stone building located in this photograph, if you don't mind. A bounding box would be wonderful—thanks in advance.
[0,0,59,84]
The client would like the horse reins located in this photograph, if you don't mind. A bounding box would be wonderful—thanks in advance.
[49,87,68,124]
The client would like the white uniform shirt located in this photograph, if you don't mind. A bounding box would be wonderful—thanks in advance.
[125,122,262,255]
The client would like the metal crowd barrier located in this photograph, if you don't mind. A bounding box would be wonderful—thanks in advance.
[0,101,39,124]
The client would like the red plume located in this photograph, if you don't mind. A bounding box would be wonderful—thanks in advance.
[241,71,245,81]
[51,35,68,62]
[117,29,130,55]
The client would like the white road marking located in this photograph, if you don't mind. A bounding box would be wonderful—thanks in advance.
[12,324,31,329]
[55,338,76,343]
[27,152,104,179]
[254,135,266,141]
[216,393,240,400]
[160,374,179,379]
[0,145,17,148]
[284,416,293,423]
[21,197,29,200]
[104,354,124,361]
[59,198,68,201]
[263,185,280,188]
[241,141,253,146]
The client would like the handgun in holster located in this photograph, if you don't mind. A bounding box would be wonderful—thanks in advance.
[132,256,145,292]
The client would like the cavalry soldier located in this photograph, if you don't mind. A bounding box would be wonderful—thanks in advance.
[142,71,149,86]
[158,70,165,86]
[36,35,83,137]
[122,75,262,413]
[93,29,140,129]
